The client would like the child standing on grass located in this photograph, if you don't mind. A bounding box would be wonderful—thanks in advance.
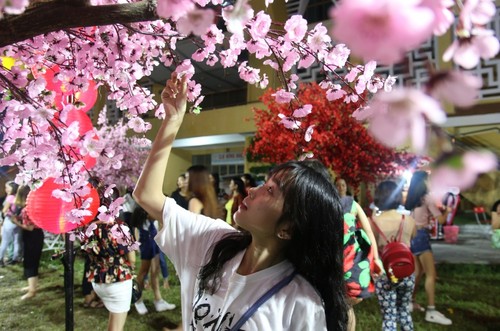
[372,181,416,331]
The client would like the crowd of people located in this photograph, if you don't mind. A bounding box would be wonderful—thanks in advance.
[0,74,496,331]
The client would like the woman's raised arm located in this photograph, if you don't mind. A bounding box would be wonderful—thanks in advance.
[133,73,188,224]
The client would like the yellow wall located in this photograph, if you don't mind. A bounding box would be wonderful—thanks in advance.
[142,93,264,194]
[176,102,260,138]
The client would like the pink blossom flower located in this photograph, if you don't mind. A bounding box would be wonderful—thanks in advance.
[282,51,300,71]
[246,39,272,59]
[127,116,152,133]
[427,70,482,107]
[460,0,496,30]
[327,89,347,101]
[366,88,446,153]
[249,11,272,40]
[238,61,260,84]
[323,44,350,70]
[201,24,224,45]
[293,104,312,118]
[344,94,359,104]
[155,104,166,119]
[272,89,295,104]
[286,74,299,90]
[10,65,29,88]
[384,75,397,92]
[206,54,218,66]
[419,0,454,36]
[157,0,195,21]
[220,50,239,67]
[352,105,374,122]
[263,59,279,71]
[429,150,497,202]
[82,134,104,158]
[278,114,301,130]
[298,53,315,69]
[320,82,347,101]
[175,59,195,80]
[258,74,269,89]
[187,80,202,101]
[2,0,29,15]
[85,222,97,237]
[307,23,331,53]
[443,28,500,69]
[27,77,47,98]
[103,185,116,198]
[330,0,435,65]
[298,151,315,161]
[354,61,377,94]
[222,0,254,36]
[284,15,308,43]
[305,125,315,142]
[177,8,215,36]
[191,48,208,62]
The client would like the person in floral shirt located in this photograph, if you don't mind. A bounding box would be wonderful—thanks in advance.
[80,185,138,331]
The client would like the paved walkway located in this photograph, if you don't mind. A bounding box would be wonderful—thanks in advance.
[432,225,500,264]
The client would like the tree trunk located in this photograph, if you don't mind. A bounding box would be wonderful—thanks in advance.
[0,0,159,47]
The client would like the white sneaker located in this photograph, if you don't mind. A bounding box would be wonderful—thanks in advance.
[154,299,176,312]
[134,300,148,315]
[425,309,452,325]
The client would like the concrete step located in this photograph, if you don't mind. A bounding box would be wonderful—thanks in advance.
[459,224,491,235]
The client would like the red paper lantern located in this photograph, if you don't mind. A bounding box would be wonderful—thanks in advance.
[54,79,98,112]
[26,178,100,234]
[40,65,98,112]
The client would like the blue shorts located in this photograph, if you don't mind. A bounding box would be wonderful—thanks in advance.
[139,239,160,260]
[411,228,432,256]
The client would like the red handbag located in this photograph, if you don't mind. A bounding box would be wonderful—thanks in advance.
[371,216,415,283]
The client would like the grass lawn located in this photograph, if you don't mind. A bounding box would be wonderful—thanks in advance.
[1,251,499,330]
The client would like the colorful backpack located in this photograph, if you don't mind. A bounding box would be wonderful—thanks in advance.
[371,216,415,283]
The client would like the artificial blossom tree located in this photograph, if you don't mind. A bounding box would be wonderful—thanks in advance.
[247,83,420,190]
[0,0,497,225]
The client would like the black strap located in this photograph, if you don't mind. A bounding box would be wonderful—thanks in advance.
[229,271,297,331]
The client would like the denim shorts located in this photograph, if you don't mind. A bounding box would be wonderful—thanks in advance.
[411,228,432,256]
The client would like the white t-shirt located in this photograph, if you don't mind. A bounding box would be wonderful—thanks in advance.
[155,197,326,331]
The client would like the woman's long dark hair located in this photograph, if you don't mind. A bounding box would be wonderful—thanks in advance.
[404,171,428,211]
[187,165,220,218]
[131,205,149,229]
[198,160,348,331]
[230,176,247,198]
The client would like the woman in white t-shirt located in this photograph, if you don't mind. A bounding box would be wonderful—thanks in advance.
[133,73,349,331]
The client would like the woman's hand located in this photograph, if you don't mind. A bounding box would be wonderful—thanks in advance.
[161,72,188,121]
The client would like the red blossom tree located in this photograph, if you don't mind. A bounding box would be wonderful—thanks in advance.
[247,83,419,189]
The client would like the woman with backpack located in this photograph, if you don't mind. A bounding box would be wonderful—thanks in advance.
[372,180,416,331]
